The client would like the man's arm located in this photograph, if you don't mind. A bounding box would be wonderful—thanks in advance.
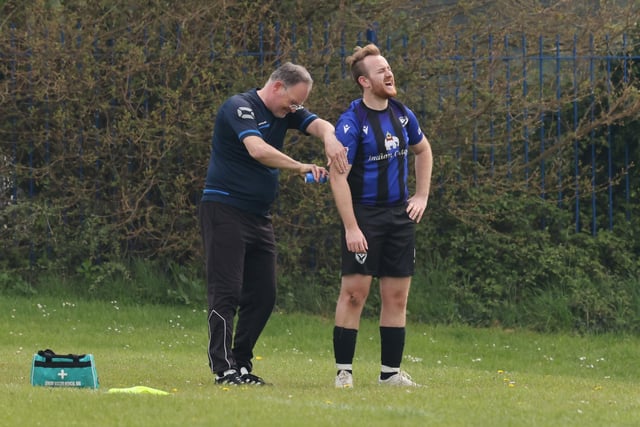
[242,135,326,176]
[406,136,433,223]
[329,164,368,254]
[306,118,348,174]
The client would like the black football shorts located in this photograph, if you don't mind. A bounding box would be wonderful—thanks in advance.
[341,203,416,278]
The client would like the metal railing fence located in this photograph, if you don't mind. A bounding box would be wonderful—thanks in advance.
[1,21,639,265]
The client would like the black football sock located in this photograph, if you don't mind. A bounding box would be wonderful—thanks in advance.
[380,326,405,379]
[333,326,357,374]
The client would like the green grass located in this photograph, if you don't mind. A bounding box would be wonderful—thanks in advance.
[2,295,640,426]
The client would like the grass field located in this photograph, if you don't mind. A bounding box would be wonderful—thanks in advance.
[1,295,640,426]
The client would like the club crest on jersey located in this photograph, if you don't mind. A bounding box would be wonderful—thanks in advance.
[237,107,254,120]
[355,253,367,264]
[385,132,400,151]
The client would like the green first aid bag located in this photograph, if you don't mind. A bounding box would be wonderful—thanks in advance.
[30,349,99,389]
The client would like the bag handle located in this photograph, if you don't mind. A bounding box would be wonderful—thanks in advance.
[38,349,85,362]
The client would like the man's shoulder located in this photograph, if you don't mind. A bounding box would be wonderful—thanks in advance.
[335,100,363,139]
[226,89,258,107]
[219,89,261,121]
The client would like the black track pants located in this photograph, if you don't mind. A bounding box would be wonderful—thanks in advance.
[199,201,277,375]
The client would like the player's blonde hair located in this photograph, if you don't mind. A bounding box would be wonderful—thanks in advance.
[346,44,381,89]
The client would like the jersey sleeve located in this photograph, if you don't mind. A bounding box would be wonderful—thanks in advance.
[286,109,318,135]
[335,109,361,165]
[404,106,425,145]
[224,95,262,141]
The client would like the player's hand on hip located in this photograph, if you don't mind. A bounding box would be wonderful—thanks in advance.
[407,195,428,223]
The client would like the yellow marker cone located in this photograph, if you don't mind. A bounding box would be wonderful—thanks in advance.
[107,386,170,395]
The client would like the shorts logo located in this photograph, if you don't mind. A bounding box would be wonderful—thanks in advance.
[237,107,254,120]
[355,253,367,264]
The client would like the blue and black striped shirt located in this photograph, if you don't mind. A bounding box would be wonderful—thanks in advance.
[336,99,424,207]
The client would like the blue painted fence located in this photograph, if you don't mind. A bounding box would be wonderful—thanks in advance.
[2,23,639,239]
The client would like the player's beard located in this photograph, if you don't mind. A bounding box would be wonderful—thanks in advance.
[371,79,397,99]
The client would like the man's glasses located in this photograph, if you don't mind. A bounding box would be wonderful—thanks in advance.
[283,85,305,111]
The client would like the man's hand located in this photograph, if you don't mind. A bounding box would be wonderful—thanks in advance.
[345,226,368,253]
[406,194,428,223]
[324,135,348,174]
[300,163,328,182]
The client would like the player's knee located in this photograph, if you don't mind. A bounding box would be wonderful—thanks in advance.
[383,294,408,311]
[342,291,367,308]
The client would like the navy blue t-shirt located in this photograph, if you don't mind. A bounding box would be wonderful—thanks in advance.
[336,99,424,207]
[201,88,318,217]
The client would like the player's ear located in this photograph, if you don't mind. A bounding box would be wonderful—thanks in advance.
[357,75,369,88]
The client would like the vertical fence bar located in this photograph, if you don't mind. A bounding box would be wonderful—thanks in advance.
[9,24,17,205]
[92,34,101,203]
[605,34,613,230]
[454,33,462,182]
[504,34,512,180]
[420,35,427,123]
[144,26,149,117]
[323,21,330,85]
[43,27,52,258]
[590,38,597,235]
[128,26,136,176]
[274,21,281,67]
[436,37,444,112]
[307,21,313,52]
[488,34,495,177]
[522,34,529,186]
[339,28,346,79]
[555,35,562,207]
[622,33,630,222]
[573,35,581,232]
[107,34,117,172]
[401,34,408,91]
[538,35,546,202]
[27,30,33,200]
[366,23,378,45]
[59,28,69,226]
[257,22,264,66]
[472,35,478,184]
[26,27,35,265]
[75,20,85,200]
[44,29,51,169]
[159,25,166,155]
[402,33,409,60]
[290,23,298,64]
[175,23,184,168]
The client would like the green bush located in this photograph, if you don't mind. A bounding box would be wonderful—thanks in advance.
[2,0,640,333]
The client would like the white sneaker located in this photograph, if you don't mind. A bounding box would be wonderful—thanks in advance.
[335,370,353,388]
[378,371,421,387]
